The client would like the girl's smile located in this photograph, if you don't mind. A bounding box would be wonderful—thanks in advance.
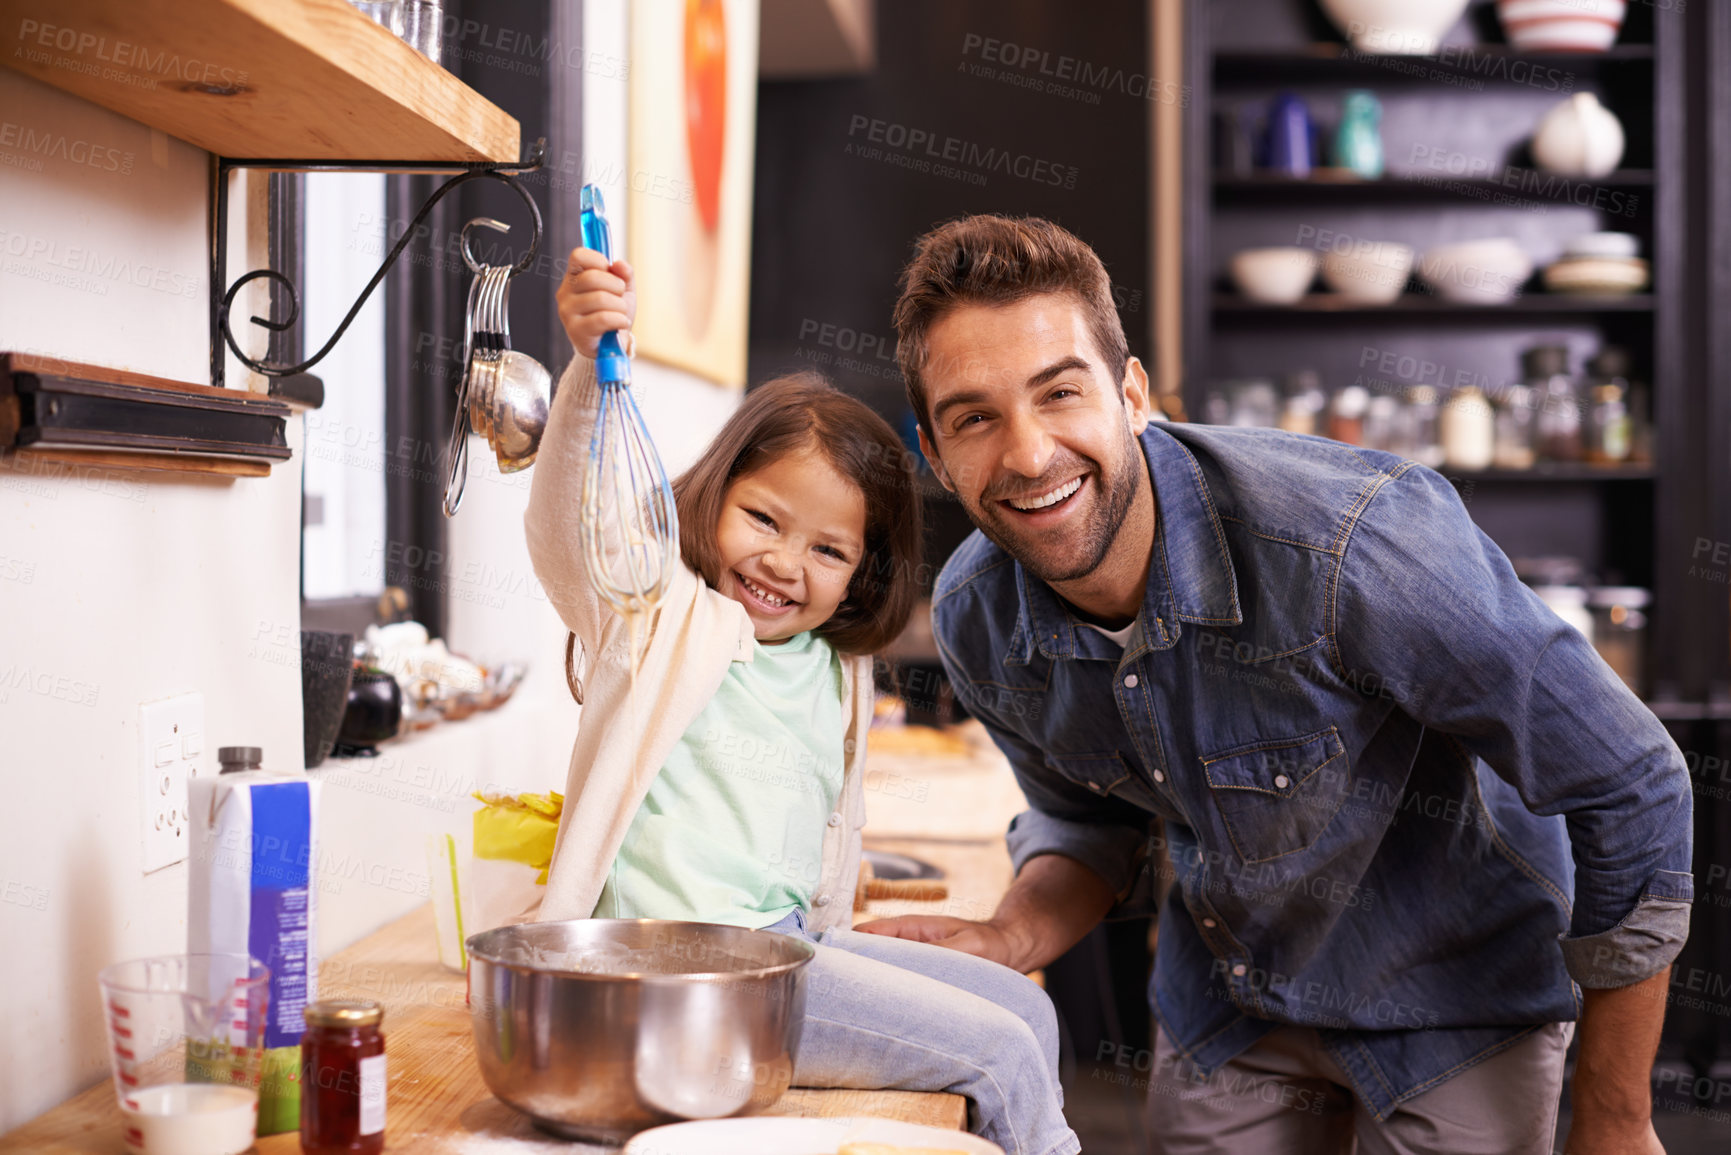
[714,445,866,643]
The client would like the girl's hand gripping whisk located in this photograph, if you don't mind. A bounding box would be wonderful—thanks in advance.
[557,185,679,619]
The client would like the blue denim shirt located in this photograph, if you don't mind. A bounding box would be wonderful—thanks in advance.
[932,421,1694,1119]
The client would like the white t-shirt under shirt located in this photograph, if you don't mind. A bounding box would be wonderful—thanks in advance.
[1084,620,1137,649]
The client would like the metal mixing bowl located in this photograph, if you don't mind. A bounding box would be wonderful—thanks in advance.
[467,919,814,1143]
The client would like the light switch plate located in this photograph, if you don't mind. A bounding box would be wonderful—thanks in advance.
[140,693,203,873]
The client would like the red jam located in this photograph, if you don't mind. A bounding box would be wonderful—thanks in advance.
[300,1000,386,1154]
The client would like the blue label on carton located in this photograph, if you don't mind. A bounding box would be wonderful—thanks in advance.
[248,780,311,1049]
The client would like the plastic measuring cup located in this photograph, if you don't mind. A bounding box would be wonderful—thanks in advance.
[98,954,270,1155]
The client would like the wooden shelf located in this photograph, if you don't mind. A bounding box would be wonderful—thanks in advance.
[1213,293,1655,317]
[0,353,291,477]
[0,0,520,162]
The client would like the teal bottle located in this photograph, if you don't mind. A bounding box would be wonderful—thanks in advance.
[1333,90,1384,179]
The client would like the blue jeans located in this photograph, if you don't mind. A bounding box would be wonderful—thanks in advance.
[765,908,1081,1155]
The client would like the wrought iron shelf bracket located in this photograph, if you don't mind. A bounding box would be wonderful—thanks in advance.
[209,138,547,390]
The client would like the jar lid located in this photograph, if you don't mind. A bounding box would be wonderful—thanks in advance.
[304,999,384,1029]
[217,747,263,773]
[1587,347,1631,378]
[1521,345,1570,378]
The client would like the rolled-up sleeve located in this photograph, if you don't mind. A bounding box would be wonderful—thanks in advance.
[1336,464,1693,989]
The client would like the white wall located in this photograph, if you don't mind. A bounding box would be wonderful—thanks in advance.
[0,68,304,1128]
[0,0,741,1132]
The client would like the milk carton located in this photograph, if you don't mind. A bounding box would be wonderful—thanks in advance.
[189,750,319,1136]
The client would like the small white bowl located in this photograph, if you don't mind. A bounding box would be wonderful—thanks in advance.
[1418,238,1533,304]
[1497,0,1626,53]
[1543,256,1649,295]
[1563,231,1641,260]
[1229,247,1320,305]
[1319,241,1414,305]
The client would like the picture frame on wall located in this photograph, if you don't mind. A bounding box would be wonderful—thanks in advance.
[629,0,761,389]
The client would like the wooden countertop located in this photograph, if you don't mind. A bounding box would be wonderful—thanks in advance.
[0,907,962,1154]
[3,725,1024,1153]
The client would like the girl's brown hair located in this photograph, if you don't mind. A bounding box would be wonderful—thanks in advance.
[672,372,923,656]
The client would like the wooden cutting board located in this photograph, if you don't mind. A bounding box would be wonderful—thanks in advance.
[0,907,963,1153]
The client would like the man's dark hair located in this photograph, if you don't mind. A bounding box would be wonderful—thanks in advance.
[892,214,1130,433]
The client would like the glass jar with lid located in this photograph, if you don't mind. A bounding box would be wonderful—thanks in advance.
[1493,383,1537,469]
[1525,344,1582,462]
[1440,386,1494,470]
[1587,587,1650,697]
[1582,347,1633,464]
[1405,385,1444,467]
[1328,385,1370,445]
[302,1000,387,1154]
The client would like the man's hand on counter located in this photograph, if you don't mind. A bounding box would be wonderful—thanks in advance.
[855,853,1116,974]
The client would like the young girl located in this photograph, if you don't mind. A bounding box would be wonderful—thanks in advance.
[524,246,1080,1155]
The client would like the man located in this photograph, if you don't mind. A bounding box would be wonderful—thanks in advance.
[857,214,1693,1154]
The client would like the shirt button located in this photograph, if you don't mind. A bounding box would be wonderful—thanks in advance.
[1274,774,1291,789]
[1232,964,1247,977]
[1123,674,1139,688]
[1202,918,1217,929]
[827,813,841,827]
[1088,781,1105,793]
[844,739,856,753]
[1152,770,1165,784]
[814,894,832,907]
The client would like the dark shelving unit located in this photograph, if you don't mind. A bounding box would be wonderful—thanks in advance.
[1185,0,1731,1081]
[1212,293,1655,315]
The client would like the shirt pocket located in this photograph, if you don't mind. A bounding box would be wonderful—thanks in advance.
[1045,751,1134,800]
[1201,726,1349,865]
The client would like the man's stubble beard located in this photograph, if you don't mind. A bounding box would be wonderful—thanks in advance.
[955,428,1144,585]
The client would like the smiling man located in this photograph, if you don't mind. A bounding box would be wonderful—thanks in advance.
[857,215,1694,1154]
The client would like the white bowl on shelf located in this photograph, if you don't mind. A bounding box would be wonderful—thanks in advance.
[1542,256,1649,295]
[1318,0,1472,55]
[1319,241,1414,304]
[1497,0,1627,53]
[1418,238,1533,304]
[1563,231,1641,260]
[1229,247,1320,304]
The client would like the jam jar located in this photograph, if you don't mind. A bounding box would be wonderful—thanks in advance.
[301,1000,386,1153]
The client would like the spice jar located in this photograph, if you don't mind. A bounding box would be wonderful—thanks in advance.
[1582,348,1633,464]
[1440,386,1493,470]
[1328,385,1369,445]
[1524,345,1582,463]
[302,1000,386,1154]
[1493,383,1537,469]
[1405,385,1444,468]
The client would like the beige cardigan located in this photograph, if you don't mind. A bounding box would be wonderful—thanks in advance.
[526,356,872,933]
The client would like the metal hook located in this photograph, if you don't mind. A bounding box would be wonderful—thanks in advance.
[462,218,511,276]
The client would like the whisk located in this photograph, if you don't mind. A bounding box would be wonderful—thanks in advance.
[576,184,679,617]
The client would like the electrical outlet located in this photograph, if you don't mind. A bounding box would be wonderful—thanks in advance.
[139,693,203,873]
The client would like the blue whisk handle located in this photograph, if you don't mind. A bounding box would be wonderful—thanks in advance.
[579,184,630,386]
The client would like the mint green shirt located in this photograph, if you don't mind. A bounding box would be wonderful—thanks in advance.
[596,629,846,928]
